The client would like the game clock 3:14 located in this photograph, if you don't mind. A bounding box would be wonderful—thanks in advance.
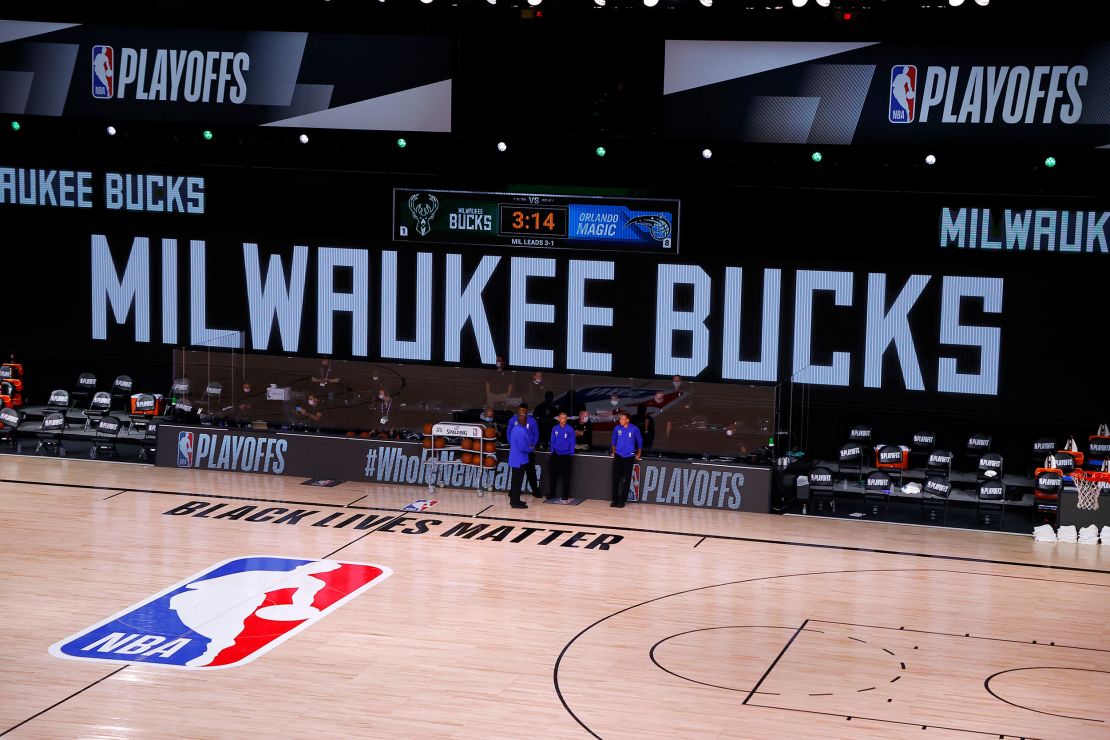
[498,205,569,238]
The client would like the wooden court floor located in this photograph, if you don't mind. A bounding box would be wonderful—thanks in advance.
[1,455,1108,739]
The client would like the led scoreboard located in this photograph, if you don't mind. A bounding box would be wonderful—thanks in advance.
[393,188,680,253]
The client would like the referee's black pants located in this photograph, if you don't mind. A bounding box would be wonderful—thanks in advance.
[611,455,636,504]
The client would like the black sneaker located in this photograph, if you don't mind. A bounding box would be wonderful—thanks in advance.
[510,501,528,509]
[610,501,619,507]
[615,501,626,508]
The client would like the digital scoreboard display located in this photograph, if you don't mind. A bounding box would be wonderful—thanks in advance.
[394,188,680,253]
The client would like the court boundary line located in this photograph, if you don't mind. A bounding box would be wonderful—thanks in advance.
[1,476,1109,576]
[0,666,128,737]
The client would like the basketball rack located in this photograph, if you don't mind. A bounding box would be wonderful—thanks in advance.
[422,422,498,497]
[1071,461,1110,511]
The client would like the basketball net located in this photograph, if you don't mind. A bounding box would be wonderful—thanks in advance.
[1074,460,1110,511]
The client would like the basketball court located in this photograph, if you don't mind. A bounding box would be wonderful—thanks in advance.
[2,455,1107,739]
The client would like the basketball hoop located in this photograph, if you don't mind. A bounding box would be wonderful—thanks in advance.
[1071,461,1110,511]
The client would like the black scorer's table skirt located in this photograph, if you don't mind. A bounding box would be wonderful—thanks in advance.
[155,424,771,513]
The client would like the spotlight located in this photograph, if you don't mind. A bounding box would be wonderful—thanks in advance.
[701,148,713,159]
[595,146,607,157]
[1044,156,1057,168]
[202,129,214,141]
[699,0,712,5]
[396,138,408,149]
[811,151,823,163]
[924,154,936,166]
[948,0,965,5]
[643,0,659,6]
[974,0,989,4]
[9,121,21,132]
[298,133,309,144]
[792,0,807,6]
[106,125,117,136]
[420,0,433,4]
[527,0,541,5]
[815,0,829,5]
[487,0,496,4]
[595,0,606,5]
[496,141,508,152]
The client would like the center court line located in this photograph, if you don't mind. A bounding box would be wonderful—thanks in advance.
[743,619,808,705]
[2,476,1109,576]
[0,666,128,737]
[101,489,128,501]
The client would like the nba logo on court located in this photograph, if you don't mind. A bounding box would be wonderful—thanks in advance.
[176,431,194,467]
[49,556,392,669]
[889,65,917,123]
[92,45,114,99]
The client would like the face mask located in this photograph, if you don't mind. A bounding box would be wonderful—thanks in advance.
[580,415,589,423]
[654,392,664,404]
[496,361,503,369]
[243,386,251,394]
[673,381,681,389]
[610,397,619,407]
[726,428,734,437]
[308,399,318,407]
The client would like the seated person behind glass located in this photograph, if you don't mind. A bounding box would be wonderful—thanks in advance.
[294,393,324,428]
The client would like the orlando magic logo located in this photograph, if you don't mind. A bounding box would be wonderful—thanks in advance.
[625,214,672,244]
[408,193,439,237]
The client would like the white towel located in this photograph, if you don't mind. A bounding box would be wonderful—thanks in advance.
[1033,524,1057,542]
[1078,525,1099,544]
[1102,526,1110,544]
[1056,525,1078,543]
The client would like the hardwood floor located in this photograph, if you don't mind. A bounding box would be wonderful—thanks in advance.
[0,455,1107,739]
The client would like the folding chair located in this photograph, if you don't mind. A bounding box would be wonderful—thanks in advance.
[977,451,1004,483]
[138,422,160,463]
[111,375,134,411]
[72,372,97,408]
[128,394,157,433]
[1031,437,1056,476]
[876,444,909,488]
[910,429,936,468]
[171,378,191,399]
[1033,468,1063,525]
[927,449,953,479]
[202,382,224,418]
[921,473,951,524]
[807,466,836,514]
[43,389,71,426]
[847,424,873,471]
[1046,451,1076,477]
[977,480,1005,527]
[863,470,892,518]
[35,411,66,456]
[82,391,113,430]
[837,442,863,484]
[0,407,22,452]
[964,433,991,470]
[89,415,122,460]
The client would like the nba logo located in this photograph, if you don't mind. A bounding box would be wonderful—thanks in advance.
[889,65,916,123]
[50,556,392,669]
[176,431,194,467]
[92,45,114,99]
[628,462,641,502]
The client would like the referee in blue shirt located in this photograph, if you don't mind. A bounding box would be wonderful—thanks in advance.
[506,403,541,507]
[547,411,575,500]
[610,412,643,508]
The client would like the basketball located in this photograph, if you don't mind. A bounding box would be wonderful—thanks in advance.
[422,437,432,449]
[461,452,473,465]
[483,455,496,467]
[423,422,433,435]
[434,437,446,449]
[483,426,497,439]
[483,441,496,453]
[461,438,473,451]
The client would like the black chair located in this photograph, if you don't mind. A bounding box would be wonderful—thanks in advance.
[128,394,157,432]
[82,391,113,430]
[138,421,159,463]
[977,451,1004,483]
[910,429,936,467]
[1047,450,1076,477]
[72,372,97,407]
[43,389,71,425]
[927,449,953,478]
[1031,436,1056,476]
[807,466,836,515]
[863,470,892,518]
[921,473,951,524]
[1033,468,1063,525]
[847,424,873,468]
[0,407,22,451]
[35,411,66,456]
[171,378,191,399]
[202,382,224,421]
[977,479,1005,527]
[837,442,863,483]
[965,433,991,470]
[111,375,134,411]
[876,444,907,488]
[90,415,122,459]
